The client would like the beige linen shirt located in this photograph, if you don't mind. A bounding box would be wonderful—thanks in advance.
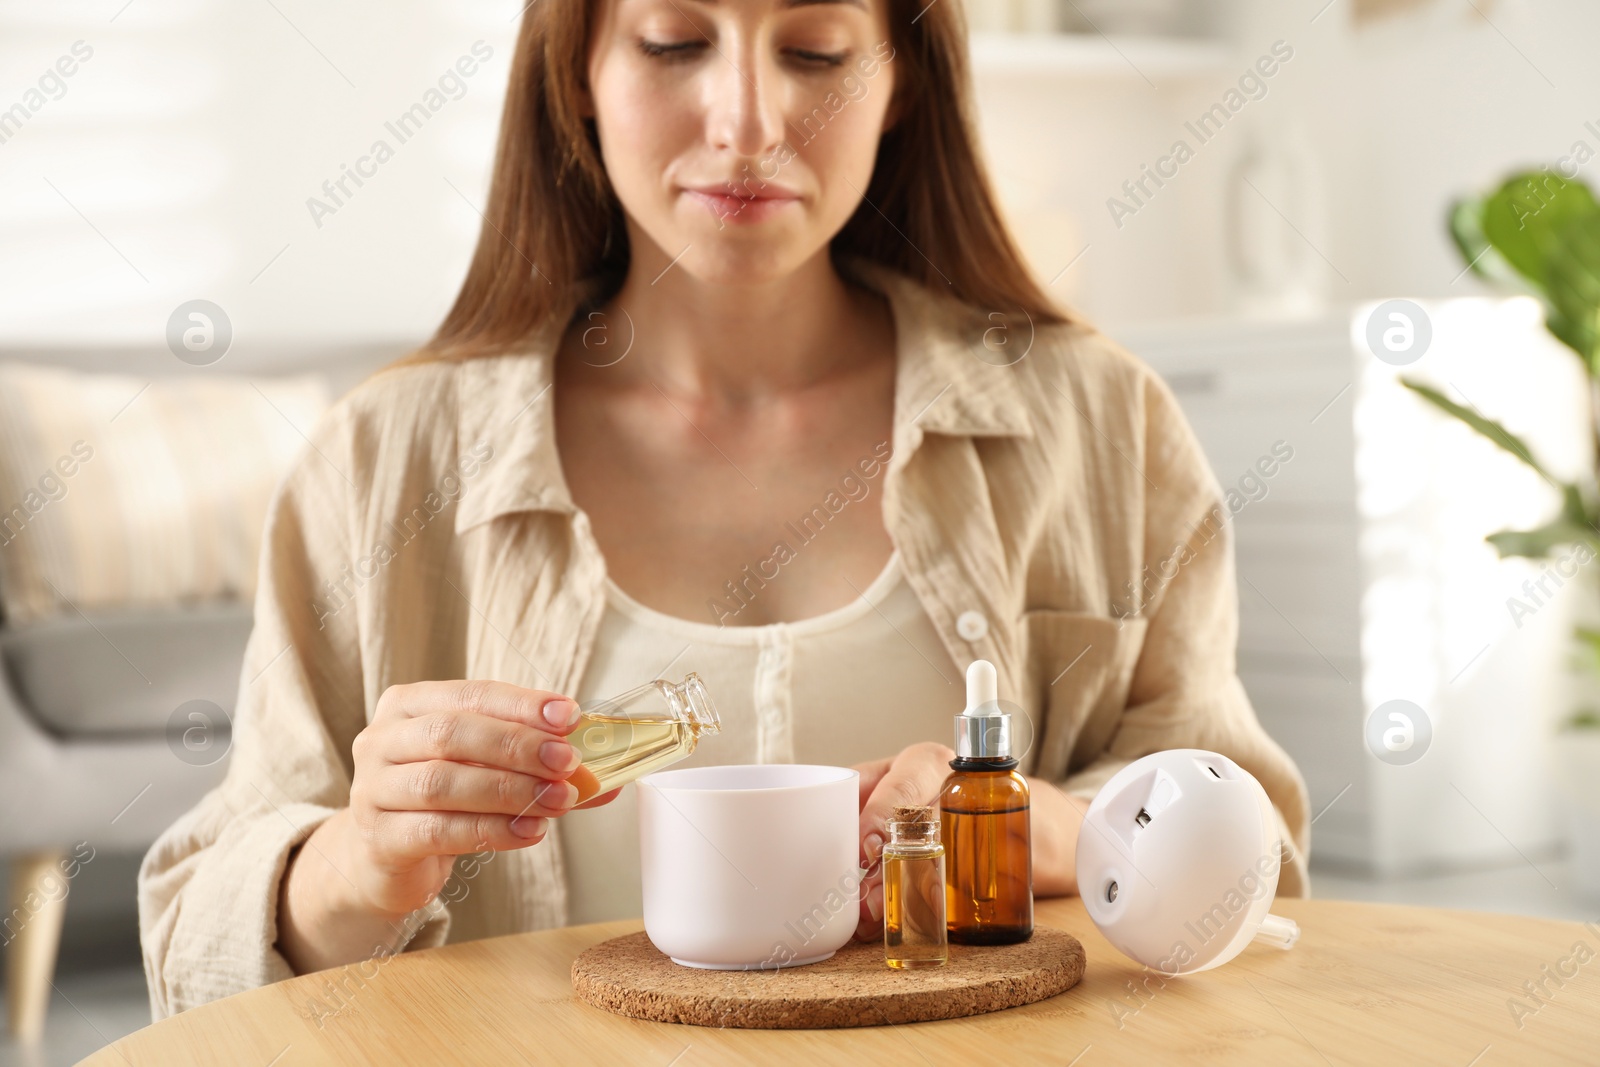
[137,255,1311,1020]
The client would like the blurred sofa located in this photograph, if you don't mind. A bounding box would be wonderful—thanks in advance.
[0,339,398,1040]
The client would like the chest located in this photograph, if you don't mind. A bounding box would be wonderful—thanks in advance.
[554,366,898,626]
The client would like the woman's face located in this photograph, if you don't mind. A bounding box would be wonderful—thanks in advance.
[584,0,899,284]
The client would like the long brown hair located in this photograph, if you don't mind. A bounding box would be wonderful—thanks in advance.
[410,0,1071,364]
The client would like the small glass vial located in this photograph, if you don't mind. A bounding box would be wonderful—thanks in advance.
[883,804,948,969]
[566,674,720,803]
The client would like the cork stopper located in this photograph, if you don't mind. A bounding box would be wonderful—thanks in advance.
[887,805,940,848]
[891,804,936,828]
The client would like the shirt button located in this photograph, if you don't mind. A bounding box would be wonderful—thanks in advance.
[956,610,988,642]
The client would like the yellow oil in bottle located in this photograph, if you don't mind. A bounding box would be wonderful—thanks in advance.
[567,712,701,801]
[561,674,721,803]
[883,806,948,969]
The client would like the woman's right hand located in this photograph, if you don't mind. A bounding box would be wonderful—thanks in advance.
[335,679,615,921]
[278,679,616,974]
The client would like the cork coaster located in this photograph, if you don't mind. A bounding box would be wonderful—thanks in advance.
[571,926,1085,1029]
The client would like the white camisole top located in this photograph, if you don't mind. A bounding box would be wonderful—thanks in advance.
[559,549,962,924]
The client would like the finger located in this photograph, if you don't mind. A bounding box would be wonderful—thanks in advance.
[384,711,580,781]
[859,746,950,851]
[369,760,580,819]
[850,758,894,872]
[851,757,894,810]
[380,679,584,736]
[853,881,884,942]
[573,786,623,811]
[371,809,553,858]
[568,765,604,804]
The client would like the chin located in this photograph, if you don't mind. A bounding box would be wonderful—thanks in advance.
[664,236,819,288]
[622,193,841,286]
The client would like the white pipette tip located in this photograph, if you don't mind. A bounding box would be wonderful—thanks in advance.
[965,659,999,715]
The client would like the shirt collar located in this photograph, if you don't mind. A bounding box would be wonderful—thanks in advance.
[454,254,1034,534]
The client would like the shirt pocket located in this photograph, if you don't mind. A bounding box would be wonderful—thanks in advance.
[1018,609,1149,779]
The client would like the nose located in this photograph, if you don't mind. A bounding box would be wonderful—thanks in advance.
[705,31,789,161]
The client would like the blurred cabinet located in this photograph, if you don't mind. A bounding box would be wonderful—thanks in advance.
[1119,301,1586,877]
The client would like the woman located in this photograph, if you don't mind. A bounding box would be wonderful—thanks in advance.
[138,0,1311,1017]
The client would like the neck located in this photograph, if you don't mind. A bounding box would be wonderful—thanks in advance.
[597,247,879,402]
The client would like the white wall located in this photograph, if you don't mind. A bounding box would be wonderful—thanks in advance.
[971,0,1600,328]
[0,0,519,348]
[1226,0,1600,306]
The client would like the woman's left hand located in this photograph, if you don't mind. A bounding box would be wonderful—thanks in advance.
[848,741,1090,943]
[848,741,956,942]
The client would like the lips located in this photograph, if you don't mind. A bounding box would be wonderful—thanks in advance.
[682,184,801,223]
[684,182,801,202]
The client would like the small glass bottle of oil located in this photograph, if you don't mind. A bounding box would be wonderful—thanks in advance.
[565,674,721,803]
[940,659,1033,945]
[883,804,948,969]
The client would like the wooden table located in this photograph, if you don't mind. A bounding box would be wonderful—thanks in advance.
[84,897,1600,1065]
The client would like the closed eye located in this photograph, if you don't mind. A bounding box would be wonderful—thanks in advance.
[637,39,850,68]
[638,38,706,59]
[791,48,848,67]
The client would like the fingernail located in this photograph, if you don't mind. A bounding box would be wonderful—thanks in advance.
[543,699,580,729]
[537,780,577,809]
[510,815,547,839]
[863,831,884,862]
[541,740,581,773]
[866,883,883,923]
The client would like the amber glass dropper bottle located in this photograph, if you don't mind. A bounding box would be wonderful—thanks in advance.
[939,659,1033,945]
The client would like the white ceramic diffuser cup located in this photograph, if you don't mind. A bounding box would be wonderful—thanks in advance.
[1075,749,1300,975]
[636,764,865,970]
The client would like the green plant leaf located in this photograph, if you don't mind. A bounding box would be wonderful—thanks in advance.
[1559,482,1596,528]
[1399,378,1555,481]
[1448,195,1526,290]
[1460,170,1600,368]
[1537,213,1600,370]
[1481,457,1599,557]
[1480,171,1600,286]
[1486,518,1596,558]
[1400,379,1600,557]
[1543,305,1598,368]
